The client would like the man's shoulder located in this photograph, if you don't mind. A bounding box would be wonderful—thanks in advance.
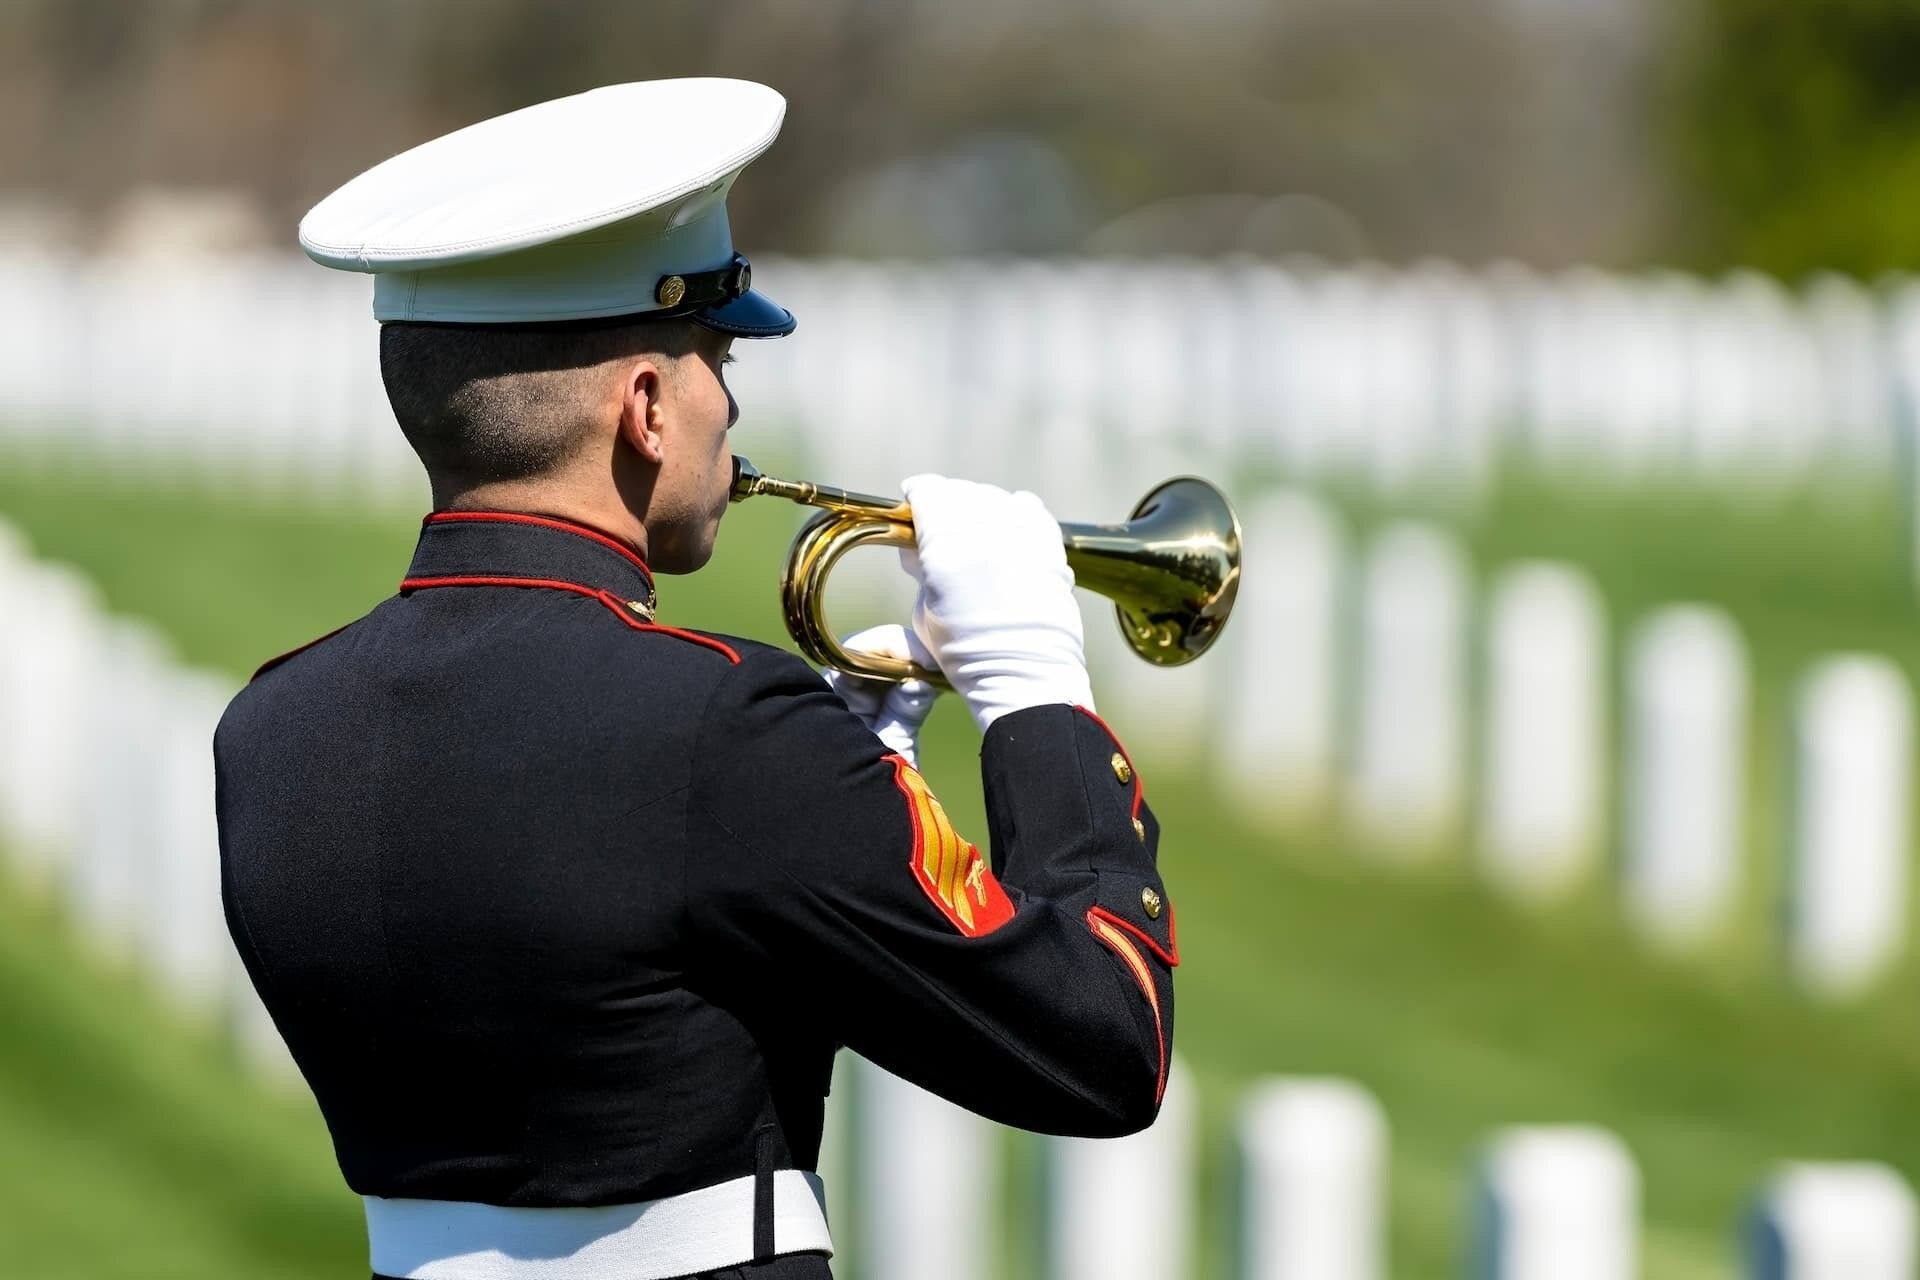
[565,617,804,688]
[222,594,824,741]
[241,594,777,684]
[667,630,790,667]
[220,598,390,741]
[639,628,830,715]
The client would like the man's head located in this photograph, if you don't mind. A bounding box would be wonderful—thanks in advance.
[380,316,739,573]
[300,79,797,571]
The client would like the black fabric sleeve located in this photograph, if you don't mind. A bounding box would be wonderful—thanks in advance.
[684,648,1177,1138]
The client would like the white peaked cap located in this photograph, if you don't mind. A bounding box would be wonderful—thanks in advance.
[298,78,795,335]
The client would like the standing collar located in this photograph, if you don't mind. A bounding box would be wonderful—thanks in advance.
[403,512,657,616]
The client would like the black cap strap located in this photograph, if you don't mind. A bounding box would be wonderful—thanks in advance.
[654,253,752,315]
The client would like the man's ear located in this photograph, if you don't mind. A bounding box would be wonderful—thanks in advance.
[616,357,669,465]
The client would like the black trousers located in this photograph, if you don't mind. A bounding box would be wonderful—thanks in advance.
[374,1251,832,1280]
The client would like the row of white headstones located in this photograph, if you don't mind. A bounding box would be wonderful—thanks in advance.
[0,521,282,1063]
[1149,489,1915,1000]
[0,253,1916,504]
[834,1059,1915,1280]
[0,510,1912,1277]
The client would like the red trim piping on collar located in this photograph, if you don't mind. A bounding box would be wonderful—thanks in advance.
[422,511,654,585]
[400,574,739,663]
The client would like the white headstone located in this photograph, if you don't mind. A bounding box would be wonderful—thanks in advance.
[1048,1061,1195,1280]
[1746,1162,1918,1280]
[1473,1126,1640,1280]
[1081,438,1230,760]
[148,670,236,1010]
[855,1058,993,1280]
[1789,656,1913,997]
[1236,1076,1388,1280]
[71,618,177,961]
[815,1052,856,1275]
[1479,563,1608,900]
[1220,491,1346,819]
[0,561,108,878]
[1306,272,1377,478]
[1622,606,1749,948]
[1804,273,1892,468]
[229,950,302,1088]
[1346,522,1471,856]
[1420,262,1505,498]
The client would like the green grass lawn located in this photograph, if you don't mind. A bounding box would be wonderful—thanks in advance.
[0,879,362,1279]
[5,454,1920,1278]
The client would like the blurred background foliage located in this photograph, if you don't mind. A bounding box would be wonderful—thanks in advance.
[0,0,1660,265]
[7,0,1913,276]
[1671,0,1920,278]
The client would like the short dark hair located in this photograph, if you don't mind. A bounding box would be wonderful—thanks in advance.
[378,316,702,485]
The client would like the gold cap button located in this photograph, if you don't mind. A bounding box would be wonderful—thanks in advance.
[1131,817,1145,841]
[1111,752,1132,784]
[1141,886,1163,919]
[656,275,687,307]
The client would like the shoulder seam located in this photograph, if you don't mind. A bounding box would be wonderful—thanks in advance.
[251,620,357,682]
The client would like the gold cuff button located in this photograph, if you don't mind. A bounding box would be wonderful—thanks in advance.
[1110,753,1132,784]
[1131,817,1145,841]
[1141,886,1163,919]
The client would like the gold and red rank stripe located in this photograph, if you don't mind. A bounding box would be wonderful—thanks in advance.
[887,755,1015,938]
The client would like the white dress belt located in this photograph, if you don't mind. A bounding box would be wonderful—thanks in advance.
[365,1170,833,1280]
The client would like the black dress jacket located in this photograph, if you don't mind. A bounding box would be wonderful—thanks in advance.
[214,511,1177,1223]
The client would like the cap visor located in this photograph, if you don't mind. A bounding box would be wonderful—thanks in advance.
[692,288,795,339]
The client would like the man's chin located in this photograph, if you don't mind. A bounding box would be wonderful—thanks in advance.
[650,531,718,576]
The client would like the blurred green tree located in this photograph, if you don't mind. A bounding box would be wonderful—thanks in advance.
[1673,0,1920,276]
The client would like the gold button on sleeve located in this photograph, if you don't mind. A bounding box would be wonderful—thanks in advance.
[1131,817,1145,841]
[1110,752,1133,784]
[1140,886,1163,919]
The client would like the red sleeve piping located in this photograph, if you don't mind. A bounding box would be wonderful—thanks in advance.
[1073,704,1144,821]
[1087,911,1169,1105]
[1088,903,1180,968]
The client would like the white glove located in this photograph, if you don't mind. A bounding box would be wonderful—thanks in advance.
[823,624,940,768]
[898,474,1095,732]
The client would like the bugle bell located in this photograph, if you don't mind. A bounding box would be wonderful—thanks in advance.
[728,456,1242,691]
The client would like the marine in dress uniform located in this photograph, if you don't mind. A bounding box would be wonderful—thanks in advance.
[215,80,1177,1280]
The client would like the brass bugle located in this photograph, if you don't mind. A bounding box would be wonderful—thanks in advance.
[728,456,1243,690]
